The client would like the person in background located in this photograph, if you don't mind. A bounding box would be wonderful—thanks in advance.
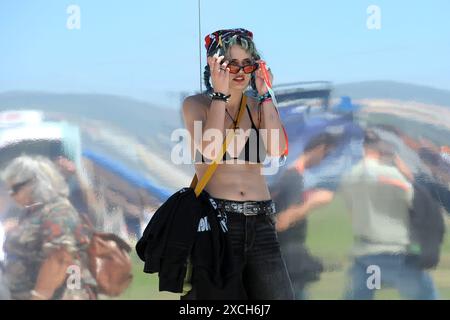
[340,132,438,299]
[0,218,10,300]
[2,155,97,300]
[120,192,144,241]
[417,148,450,214]
[272,132,339,299]
[102,187,130,241]
[277,130,438,299]
[53,155,102,229]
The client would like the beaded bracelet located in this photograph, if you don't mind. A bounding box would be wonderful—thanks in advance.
[210,92,231,103]
[260,97,273,104]
[258,91,272,103]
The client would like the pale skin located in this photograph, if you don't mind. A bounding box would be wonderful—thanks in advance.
[183,45,287,201]
[275,189,334,232]
[8,181,73,300]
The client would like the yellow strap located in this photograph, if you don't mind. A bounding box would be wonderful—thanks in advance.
[191,95,247,197]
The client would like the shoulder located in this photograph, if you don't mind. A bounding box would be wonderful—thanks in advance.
[183,94,209,113]
[41,198,78,222]
[375,162,406,180]
[182,94,210,123]
[341,161,365,182]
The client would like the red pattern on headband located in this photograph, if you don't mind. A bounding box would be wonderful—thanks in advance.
[204,28,253,56]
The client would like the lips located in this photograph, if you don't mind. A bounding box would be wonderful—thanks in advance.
[233,76,245,83]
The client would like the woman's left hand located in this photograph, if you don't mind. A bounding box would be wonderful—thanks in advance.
[255,60,273,95]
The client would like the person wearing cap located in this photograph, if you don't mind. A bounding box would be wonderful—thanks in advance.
[182,28,293,299]
[274,130,439,299]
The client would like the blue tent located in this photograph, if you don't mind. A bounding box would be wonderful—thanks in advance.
[82,149,171,201]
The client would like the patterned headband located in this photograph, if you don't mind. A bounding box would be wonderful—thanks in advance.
[204,28,253,56]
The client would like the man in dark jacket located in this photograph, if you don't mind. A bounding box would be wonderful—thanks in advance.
[271,132,339,299]
[417,148,450,214]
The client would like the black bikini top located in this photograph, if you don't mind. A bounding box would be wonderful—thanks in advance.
[195,105,265,164]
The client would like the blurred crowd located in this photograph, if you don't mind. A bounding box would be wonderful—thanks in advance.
[0,121,449,300]
[272,127,450,299]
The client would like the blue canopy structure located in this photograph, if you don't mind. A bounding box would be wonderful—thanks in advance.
[82,149,171,201]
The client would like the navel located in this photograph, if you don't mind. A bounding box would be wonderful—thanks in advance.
[240,191,245,196]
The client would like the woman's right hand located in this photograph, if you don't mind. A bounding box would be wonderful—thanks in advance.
[207,52,230,95]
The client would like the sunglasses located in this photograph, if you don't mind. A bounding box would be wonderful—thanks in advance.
[227,62,259,74]
[8,179,32,196]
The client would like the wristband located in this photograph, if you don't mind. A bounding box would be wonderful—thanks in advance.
[258,91,272,103]
[260,97,273,104]
[210,92,231,103]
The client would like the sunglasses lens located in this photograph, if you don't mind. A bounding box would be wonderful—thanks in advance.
[243,65,257,74]
[9,179,31,196]
[228,65,240,74]
[9,185,18,196]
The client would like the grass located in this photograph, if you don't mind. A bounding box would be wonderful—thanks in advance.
[305,196,450,300]
[116,196,450,300]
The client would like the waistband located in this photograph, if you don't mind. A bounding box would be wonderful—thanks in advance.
[210,197,276,216]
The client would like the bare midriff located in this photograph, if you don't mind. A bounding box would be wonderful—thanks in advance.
[195,162,271,201]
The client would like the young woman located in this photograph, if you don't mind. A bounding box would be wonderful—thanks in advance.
[182,28,294,299]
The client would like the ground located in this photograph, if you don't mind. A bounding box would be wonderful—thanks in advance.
[117,196,450,300]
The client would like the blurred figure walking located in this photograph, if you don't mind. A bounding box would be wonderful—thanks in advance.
[273,132,339,299]
[340,131,438,299]
[1,156,97,300]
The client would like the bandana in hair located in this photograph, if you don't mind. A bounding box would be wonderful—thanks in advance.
[204,28,253,56]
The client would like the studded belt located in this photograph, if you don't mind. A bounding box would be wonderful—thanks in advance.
[210,198,276,216]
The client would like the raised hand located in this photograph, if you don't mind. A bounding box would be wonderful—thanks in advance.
[208,51,230,95]
[255,60,273,95]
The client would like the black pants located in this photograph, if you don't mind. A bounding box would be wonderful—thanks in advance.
[183,209,294,300]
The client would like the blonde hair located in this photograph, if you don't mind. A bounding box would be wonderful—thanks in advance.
[2,155,69,203]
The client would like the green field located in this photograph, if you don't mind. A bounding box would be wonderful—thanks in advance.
[117,196,450,300]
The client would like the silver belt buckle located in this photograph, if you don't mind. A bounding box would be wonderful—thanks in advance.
[243,202,257,216]
[270,202,276,215]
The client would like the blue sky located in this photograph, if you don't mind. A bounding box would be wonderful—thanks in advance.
[1,0,449,108]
